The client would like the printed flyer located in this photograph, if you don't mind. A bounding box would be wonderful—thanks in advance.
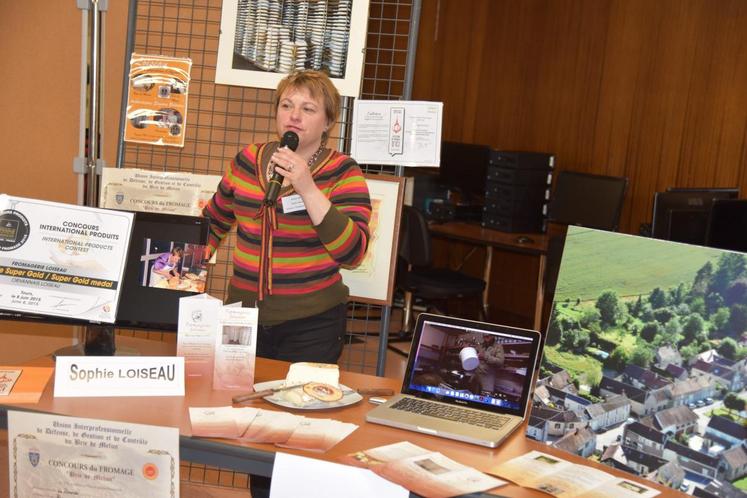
[350,100,443,167]
[213,305,258,391]
[0,195,133,322]
[124,53,192,147]
[8,410,179,498]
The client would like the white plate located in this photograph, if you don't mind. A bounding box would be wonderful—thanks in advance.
[254,379,363,410]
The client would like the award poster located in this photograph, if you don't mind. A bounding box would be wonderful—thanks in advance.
[124,53,192,147]
[8,410,179,498]
[99,167,221,216]
[0,195,133,323]
[350,100,443,167]
[213,305,258,391]
[176,294,223,379]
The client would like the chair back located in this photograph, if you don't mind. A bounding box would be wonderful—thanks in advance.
[398,206,432,267]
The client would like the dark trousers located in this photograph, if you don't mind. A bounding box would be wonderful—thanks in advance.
[250,303,347,498]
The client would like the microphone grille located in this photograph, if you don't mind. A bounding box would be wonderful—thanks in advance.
[281,131,300,151]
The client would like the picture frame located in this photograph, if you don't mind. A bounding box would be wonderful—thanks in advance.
[342,174,405,305]
[215,0,370,97]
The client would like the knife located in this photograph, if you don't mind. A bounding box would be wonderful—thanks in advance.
[232,385,394,404]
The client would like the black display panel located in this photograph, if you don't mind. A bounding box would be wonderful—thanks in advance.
[651,188,739,245]
[438,141,491,203]
[115,211,209,331]
[547,171,628,231]
[706,199,747,252]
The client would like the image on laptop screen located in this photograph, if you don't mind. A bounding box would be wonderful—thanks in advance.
[405,317,538,415]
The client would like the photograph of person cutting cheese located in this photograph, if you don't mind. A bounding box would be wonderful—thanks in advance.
[140,239,208,292]
[409,322,532,408]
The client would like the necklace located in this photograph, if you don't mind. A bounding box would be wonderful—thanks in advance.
[266,143,326,181]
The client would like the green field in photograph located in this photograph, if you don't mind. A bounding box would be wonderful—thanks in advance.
[553,227,722,302]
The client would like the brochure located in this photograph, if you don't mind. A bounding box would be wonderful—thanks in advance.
[177,294,223,379]
[492,450,659,498]
[176,294,258,390]
[189,406,357,452]
[343,441,505,498]
[213,305,258,391]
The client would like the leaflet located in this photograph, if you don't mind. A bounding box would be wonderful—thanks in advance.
[0,195,133,323]
[213,305,258,391]
[8,410,179,498]
[343,442,505,498]
[189,406,357,453]
[492,450,659,498]
[350,100,443,167]
[177,294,223,379]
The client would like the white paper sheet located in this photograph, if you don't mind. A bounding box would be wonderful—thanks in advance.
[270,452,408,498]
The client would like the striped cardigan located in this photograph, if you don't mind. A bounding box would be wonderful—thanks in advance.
[203,142,371,325]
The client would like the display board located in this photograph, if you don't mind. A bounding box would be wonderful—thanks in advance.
[0,195,133,323]
[531,225,747,495]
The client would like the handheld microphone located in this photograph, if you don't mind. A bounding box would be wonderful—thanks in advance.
[264,131,300,206]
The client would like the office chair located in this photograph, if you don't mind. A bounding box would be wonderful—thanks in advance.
[396,206,486,336]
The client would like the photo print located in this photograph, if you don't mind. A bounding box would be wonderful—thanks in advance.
[216,0,369,96]
[529,226,747,495]
[140,239,208,293]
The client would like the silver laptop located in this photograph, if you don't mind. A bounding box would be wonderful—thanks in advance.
[367,313,541,448]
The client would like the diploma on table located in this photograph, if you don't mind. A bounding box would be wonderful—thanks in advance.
[8,410,179,498]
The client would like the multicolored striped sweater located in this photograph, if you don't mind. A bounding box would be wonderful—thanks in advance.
[203,142,371,325]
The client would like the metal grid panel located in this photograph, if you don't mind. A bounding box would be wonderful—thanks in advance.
[118,0,419,375]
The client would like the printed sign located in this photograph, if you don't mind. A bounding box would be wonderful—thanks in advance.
[351,100,443,167]
[0,195,133,323]
[54,356,185,397]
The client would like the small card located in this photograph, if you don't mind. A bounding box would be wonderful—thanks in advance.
[54,356,185,397]
[281,194,306,213]
[0,369,22,396]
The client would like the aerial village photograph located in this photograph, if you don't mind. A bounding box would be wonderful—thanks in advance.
[529,226,747,497]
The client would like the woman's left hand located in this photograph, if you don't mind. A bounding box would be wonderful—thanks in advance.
[271,148,316,196]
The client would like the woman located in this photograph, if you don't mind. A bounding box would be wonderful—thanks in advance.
[149,246,183,286]
[203,70,371,364]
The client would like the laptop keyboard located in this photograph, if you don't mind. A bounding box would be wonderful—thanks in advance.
[391,397,511,431]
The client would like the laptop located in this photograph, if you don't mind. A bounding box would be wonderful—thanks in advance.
[367,313,542,448]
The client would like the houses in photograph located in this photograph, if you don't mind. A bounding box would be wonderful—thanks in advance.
[531,349,747,495]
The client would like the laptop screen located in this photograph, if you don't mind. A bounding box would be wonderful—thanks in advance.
[402,314,541,417]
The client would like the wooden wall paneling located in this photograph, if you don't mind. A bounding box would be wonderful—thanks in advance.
[412,0,747,235]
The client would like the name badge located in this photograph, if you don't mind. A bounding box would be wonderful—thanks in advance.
[282,194,306,213]
[54,356,185,397]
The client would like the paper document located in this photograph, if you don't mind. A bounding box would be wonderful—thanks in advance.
[270,452,408,498]
[493,450,660,498]
[343,441,505,498]
[189,406,357,452]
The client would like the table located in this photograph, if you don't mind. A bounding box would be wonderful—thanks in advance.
[429,221,550,330]
[0,333,681,497]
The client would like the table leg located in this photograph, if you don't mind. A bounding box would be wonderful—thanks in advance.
[482,246,493,318]
[533,253,547,331]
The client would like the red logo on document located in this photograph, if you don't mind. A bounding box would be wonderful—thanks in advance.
[142,463,159,480]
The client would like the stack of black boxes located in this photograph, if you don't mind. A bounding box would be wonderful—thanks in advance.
[482,151,554,233]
